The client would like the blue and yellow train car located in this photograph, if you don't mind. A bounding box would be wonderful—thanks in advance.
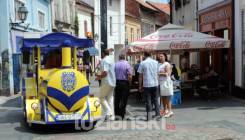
[21,33,101,130]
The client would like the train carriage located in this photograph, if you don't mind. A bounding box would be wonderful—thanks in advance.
[21,32,102,130]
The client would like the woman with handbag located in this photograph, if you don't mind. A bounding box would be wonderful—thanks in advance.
[158,53,174,118]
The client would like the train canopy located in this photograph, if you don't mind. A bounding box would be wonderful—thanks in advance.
[21,32,94,51]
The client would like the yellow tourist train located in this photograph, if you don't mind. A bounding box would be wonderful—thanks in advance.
[21,32,101,130]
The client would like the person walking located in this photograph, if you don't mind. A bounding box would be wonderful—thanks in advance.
[158,53,174,118]
[96,49,116,121]
[138,52,160,121]
[114,54,132,120]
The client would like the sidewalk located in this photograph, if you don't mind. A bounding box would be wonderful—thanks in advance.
[0,94,21,106]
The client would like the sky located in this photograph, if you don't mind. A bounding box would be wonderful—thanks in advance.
[148,0,169,3]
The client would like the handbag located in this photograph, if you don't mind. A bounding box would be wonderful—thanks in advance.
[160,77,173,96]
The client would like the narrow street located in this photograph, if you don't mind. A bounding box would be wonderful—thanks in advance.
[0,81,245,140]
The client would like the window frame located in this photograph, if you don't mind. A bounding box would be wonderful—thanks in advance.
[109,0,112,6]
[38,10,45,29]
[110,16,113,36]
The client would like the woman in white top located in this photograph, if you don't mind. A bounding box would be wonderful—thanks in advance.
[158,53,174,118]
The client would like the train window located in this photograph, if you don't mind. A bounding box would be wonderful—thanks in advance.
[41,48,62,69]
[22,51,30,64]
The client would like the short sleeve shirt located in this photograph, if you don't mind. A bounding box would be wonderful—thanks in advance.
[115,60,132,80]
[100,56,116,87]
[137,57,158,87]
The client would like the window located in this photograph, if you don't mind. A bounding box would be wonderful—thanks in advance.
[130,28,134,42]
[109,0,112,6]
[63,0,68,22]
[15,0,25,21]
[142,23,151,37]
[84,20,88,37]
[175,0,181,10]
[137,29,140,39]
[54,3,59,20]
[38,11,45,29]
[110,17,113,36]
[125,26,128,44]
[41,49,62,69]
[183,0,190,5]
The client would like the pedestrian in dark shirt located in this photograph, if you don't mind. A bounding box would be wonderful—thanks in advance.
[114,54,132,120]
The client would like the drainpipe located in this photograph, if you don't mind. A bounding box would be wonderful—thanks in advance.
[231,0,235,94]
[100,0,107,53]
[196,0,199,31]
[170,0,172,23]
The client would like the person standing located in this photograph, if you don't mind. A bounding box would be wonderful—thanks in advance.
[138,52,160,121]
[96,49,116,121]
[158,53,174,118]
[114,54,132,120]
[95,60,102,86]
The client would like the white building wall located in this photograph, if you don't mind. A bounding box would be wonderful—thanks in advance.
[94,0,101,64]
[172,0,197,30]
[94,0,125,63]
[107,0,125,49]
[172,0,199,67]
[77,11,92,38]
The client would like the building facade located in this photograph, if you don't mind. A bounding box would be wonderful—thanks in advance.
[198,0,232,89]
[76,0,94,39]
[125,0,141,44]
[234,0,245,96]
[125,0,169,64]
[94,0,125,62]
[51,0,76,34]
[171,0,199,69]
[0,0,52,96]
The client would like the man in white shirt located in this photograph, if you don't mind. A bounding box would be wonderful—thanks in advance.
[96,49,116,121]
[138,52,160,121]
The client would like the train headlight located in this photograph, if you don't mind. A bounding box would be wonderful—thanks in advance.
[31,102,39,110]
[94,100,100,108]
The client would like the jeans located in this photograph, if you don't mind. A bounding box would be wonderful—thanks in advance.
[144,87,160,120]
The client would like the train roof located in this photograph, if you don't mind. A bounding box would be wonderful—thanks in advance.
[21,32,93,51]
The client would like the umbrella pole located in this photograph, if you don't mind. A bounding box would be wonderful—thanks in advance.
[170,49,172,62]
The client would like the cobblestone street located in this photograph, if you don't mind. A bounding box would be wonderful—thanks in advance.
[0,81,245,140]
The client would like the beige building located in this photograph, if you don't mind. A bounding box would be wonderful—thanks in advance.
[51,0,76,34]
[125,15,141,44]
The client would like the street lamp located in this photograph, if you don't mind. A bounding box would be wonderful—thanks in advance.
[18,4,28,23]
[10,3,28,26]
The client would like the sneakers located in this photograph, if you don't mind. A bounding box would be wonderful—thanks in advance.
[104,115,115,121]
[164,111,174,118]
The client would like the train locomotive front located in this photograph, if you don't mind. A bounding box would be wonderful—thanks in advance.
[21,33,101,130]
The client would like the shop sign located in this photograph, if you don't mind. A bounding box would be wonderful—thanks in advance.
[200,6,231,24]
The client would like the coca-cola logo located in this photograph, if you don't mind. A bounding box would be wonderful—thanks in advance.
[149,33,193,40]
[132,43,155,52]
[169,41,190,49]
[205,41,225,48]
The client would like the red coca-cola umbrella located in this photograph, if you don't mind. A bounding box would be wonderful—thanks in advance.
[127,24,229,53]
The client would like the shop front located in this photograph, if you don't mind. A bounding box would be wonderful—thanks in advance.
[199,1,232,89]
